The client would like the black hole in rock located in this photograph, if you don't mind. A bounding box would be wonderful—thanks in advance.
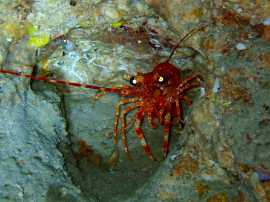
[69,0,77,6]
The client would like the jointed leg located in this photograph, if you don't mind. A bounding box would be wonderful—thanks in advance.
[180,74,203,87]
[175,99,184,127]
[147,111,158,129]
[177,74,202,94]
[114,98,139,145]
[121,104,141,159]
[108,98,139,167]
[158,108,165,125]
[163,113,172,158]
[175,99,181,122]
[135,109,155,160]
[178,83,201,95]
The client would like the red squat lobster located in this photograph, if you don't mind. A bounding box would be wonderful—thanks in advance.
[0,25,206,161]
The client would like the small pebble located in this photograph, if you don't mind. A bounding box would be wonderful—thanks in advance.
[63,40,74,51]
[236,43,247,50]
[200,87,206,97]
[255,168,270,182]
[263,18,270,26]
[104,7,120,20]
[213,78,220,93]
[170,154,178,161]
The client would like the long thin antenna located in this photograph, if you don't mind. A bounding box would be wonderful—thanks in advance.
[0,68,121,94]
[166,24,208,62]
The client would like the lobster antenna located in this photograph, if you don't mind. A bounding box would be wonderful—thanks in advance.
[166,24,208,62]
[0,68,122,94]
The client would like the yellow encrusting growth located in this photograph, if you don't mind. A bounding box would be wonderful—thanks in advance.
[26,23,38,36]
[111,21,126,28]
[26,24,50,48]
[28,34,50,48]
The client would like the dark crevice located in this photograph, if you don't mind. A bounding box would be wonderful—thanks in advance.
[70,0,77,6]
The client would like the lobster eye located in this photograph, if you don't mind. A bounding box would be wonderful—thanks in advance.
[130,76,137,85]
[158,76,164,83]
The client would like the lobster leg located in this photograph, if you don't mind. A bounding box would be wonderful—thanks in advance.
[181,74,203,86]
[135,109,155,160]
[158,108,165,125]
[175,99,182,122]
[180,84,201,95]
[114,98,139,145]
[163,113,172,158]
[121,104,141,159]
[174,99,185,128]
[108,98,139,167]
[147,111,158,129]
[177,74,202,93]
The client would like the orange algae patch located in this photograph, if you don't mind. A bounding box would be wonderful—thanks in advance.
[220,71,251,103]
[0,22,28,40]
[207,193,229,202]
[74,140,102,167]
[254,181,270,202]
[260,53,270,71]
[254,183,268,202]
[203,39,215,50]
[202,33,232,54]
[232,191,249,202]
[215,10,250,27]
[214,9,270,42]
[182,8,204,21]
[172,155,199,177]
[145,0,162,10]
[195,182,209,199]
[239,163,253,174]
[261,181,270,202]
[216,145,235,170]
[254,24,270,42]
[202,35,230,54]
